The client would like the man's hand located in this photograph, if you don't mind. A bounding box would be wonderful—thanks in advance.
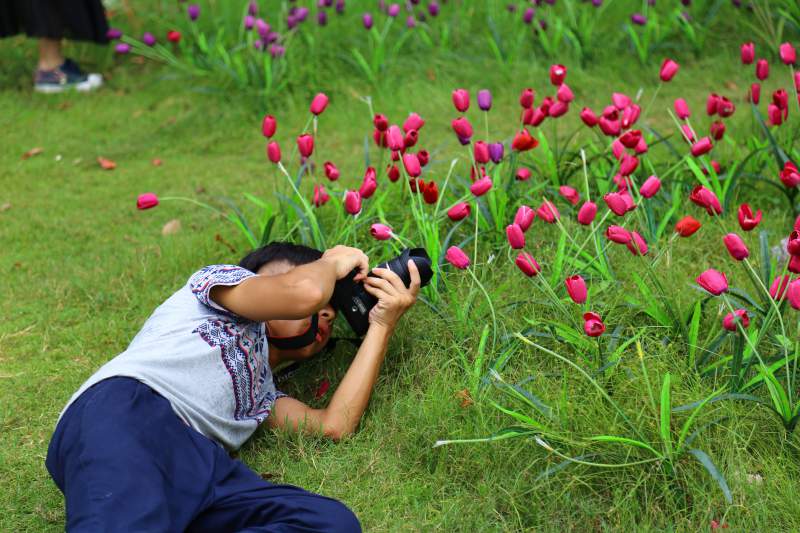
[321,245,370,282]
[362,259,421,331]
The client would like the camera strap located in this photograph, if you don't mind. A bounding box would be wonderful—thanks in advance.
[273,335,362,384]
[266,313,319,351]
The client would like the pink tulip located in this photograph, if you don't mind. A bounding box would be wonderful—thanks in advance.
[452,88,470,112]
[674,98,690,119]
[386,125,404,151]
[770,275,792,300]
[791,255,800,274]
[402,152,421,177]
[310,92,329,115]
[604,192,628,216]
[750,83,761,104]
[723,309,750,332]
[136,192,159,210]
[583,312,605,337]
[598,117,621,137]
[689,185,723,216]
[374,114,389,131]
[297,134,314,157]
[267,141,281,163]
[403,112,425,132]
[370,223,392,240]
[261,115,277,137]
[681,124,697,144]
[640,176,661,198]
[710,121,726,141]
[577,201,597,225]
[565,275,587,304]
[451,117,473,141]
[788,279,800,310]
[514,205,535,232]
[781,162,800,188]
[520,88,535,108]
[780,42,796,65]
[470,176,493,197]
[515,253,541,277]
[723,233,749,261]
[312,184,330,207]
[619,154,639,176]
[580,107,598,127]
[606,225,632,244]
[550,64,566,86]
[506,224,525,249]
[660,58,679,82]
[344,190,361,215]
[737,204,762,231]
[611,139,626,160]
[612,92,631,110]
[548,101,569,118]
[717,97,735,118]
[756,58,769,81]
[559,186,580,206]
[741,42,755,64]
[537,200,560,223]
[619,130,641,149]
[447,202,470,221]
[706,93,720,116]
[323,161,339,181]
[474,141,490,164]
[627,231,648,256]
[789,231,800,256]
[516,168,532,181]
[635,137,648,154]
[621,104,641,129]
[445,246,470,269]
[696,269,728,295]
[768,104,783,126]
[556,83,574,103]
[691,137,713,157]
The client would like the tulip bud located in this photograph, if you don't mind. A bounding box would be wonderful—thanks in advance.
[791,255,800,274]
[635,137,648,154]
[267,141,281,163]
[621,104,641,129]
[583,312,605,337]
[516,167,532,181]
[451,117,473,141]
[717,97,735,118]
[548,101,569,118]
[402,153,421,177]
[577,201,597,225]
[474,141,490,164]
[508,207,532,234]
[674,98,690,120]
[512,129,538,151]
[322,161,339,181]
[261,115,277,138]
[386,125,404,151]
[310,93,329,115]
[370,223,392,240]
[706,93,720,116]
[404,129,419,148]
[374,113,389,131]
[780,162,800,188]
[604,192,628,216]
[537,200,560,223]
[187,4,200,21]
[470,176,493,197]
[417,150,429,167]
[631,13,647,25]
[689,185,722,215]
[741,42,755,64]
[136,192,159,210]
[559,185,580,206]
[452,88,470,112]
[681,124,697,144]
[515,253,541,277]
[297,134,314,157]
[447,202,470,221]
[344,190,362,215]
[770,275,791,300]
[565,275,587,304]
[477,89,492,111]
[445,246,470,269]
[780,42,796,65]
[660,58,679,81]
[789,231,800,256]
[710,121,726,141]
[556,84,574,103]
[619,154,639,176]
[611,139,625,161]
[580,107,598,127]
[787,279,800,310]
[696,269,728,295]
[611,92,630,110]
[422,181,439,204]
[606,225,632,244]
[627,231,648,256]
[749,83,761,104]
[489,142,504,163]
[675,216,701,237]
[550,64,567,86]
[313,184,330,207]
[619,129,642,149]
[690,137,713,157]
[403,112,425,132]
[387,164,400,182]
[506,224,525,249]
[519,88,535,108]
[736,204,761,231]
[774,89,789,112]
[756,58,769,81]
[640,175,661,198]
[723,309,750,331]
[358,176,377,199]
[598,117,621,137]
[362,12,374,29]
[167,30,181,43]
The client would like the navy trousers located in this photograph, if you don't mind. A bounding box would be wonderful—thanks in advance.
[45,377,361,533]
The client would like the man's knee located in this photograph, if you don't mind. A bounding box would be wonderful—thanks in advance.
[305,497,361,533]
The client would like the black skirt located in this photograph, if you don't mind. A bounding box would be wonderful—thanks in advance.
[0,0,110,43]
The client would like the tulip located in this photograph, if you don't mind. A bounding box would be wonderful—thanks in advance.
[559,186,580,206]
[565,275,587,304]
[447,202,470,221]
[386,125,404,151]
[606,225,632,244]
[309,93,329,115]
[422,181,439,204]
[402,153,421,177]
[452,89,470,112]
[610,92,629,110]
[737,204,762,231]
[387,3,400,16]
[598,117,621,136]
[696,269,728,295]
[445,246,470,269]
[506,224,525,249]
[723,233,749,261]
[512,129,538,151]
[611,139,625,161]
[780,42,796,65]
[639,176,661,198]
[717,97,735,118]
[403,129,418,149]
[741,42,755,64]
[635,137,648,154]
[296,135,314,159]
[167,30,181,43]
[537,200,560,223]
[620,130,642,149]
[321,161,340,181]
[550,64,566,86]
[187,4,200,21]
[675,216,701,237]
[556,84,574,103]
[710,121,726,141]
[362,12,374,29]
[723,309,750,332]
[514,205,535,232]
[470,176,493,197]
[674,98,690,119]
[516,168,532,181]
[627,231,648,256]
[770,275,792,300]
[428,2,440,16]
[604,192,628,216]
[489,142,504,163]
[631,13,647,25]
[577,201,597,225]
[774,89,789,112]
[136,193,159,210]
[267,141,281,163]
[749,83,761,104]
[373,114,389,131]
[580,107,598,127]
[780,161,800,188]
[681,124,697,144]
[769,104,784,126]
[261,115,277,138]
[473,141,490,164]
[788,279,800,310]
[791,255,800,274]
[756,59,769,80]
[106,28,122,40]
[690,137,713,157]
[451,117,473,142]
[344,190,361,215]
[549,101,569,118]
[370,223,392,240]
[789,231,800,256]
[621,104,641,129]
[313,184,330,207]
[660,58,679,82]
[417,150,430,167]
[619,155,639,176]
[477,89,492,111]
[403,112,425,132]
[689,185,722,215]
[115,43,131,54]
[520,88,535,108]
[386,164,400,182]
[515,253,541,277]
[143,32,157,46]
[583,312,605,337]
[359,176,377,199]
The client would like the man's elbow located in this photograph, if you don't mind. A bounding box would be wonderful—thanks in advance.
[293,279,327,317]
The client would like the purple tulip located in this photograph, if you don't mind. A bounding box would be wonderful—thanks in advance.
[477,89,492,111]
[187,4,200,21]
[244,15,255,29]
[269,44,285,58]
[631,13,647,25]
[363,12,374,29]
[287,16,298,29]
[142,32,156,46]
[295,7,310,21]
[106,28,123,40]
[253,39,264,51]
[489,142,504,163]
[388,3,401,17]
[523,8,535,24]
[265,31,279,44]
[255,19,270,38]
[248,1,258,16]
[428,2,440,16]
[592,0,602,6]
[406,15,416,28]
[115,43,131,54]
[318,11,328,25]
[335,0,345,14]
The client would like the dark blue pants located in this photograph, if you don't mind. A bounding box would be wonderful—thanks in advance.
[45,377,361,532]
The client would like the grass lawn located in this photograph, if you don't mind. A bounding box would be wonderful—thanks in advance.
[2,29,800,531]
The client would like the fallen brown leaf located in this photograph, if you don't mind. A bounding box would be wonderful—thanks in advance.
[215,233,237,254]
[132,56,146,65]
[455,389,473,408]
[161,219,181,235]
[22,147,44,159]
[97,157,117,170]
[0,202,11,212]
[195,185,206,194]
[58,101,72,110]
[152,158,163,167]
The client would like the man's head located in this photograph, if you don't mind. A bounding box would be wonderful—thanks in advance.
[239,242,336,362]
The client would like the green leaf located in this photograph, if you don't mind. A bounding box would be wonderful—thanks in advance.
[660,373,673,457]
[588,435,661,458]
[687,300,702,368]
[688,449,733,504]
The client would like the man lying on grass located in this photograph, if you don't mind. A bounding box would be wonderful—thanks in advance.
[46,241,421,532]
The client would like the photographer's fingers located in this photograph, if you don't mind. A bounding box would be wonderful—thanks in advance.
[364,275,399,296]
[371,267,406,293]
[362,282,392,302]
[407,260,421,296]
[352,249,370,281]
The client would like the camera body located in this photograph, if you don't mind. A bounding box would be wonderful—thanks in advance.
[330,248,433,336]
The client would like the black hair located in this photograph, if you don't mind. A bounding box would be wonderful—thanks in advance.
[238,241,323,273]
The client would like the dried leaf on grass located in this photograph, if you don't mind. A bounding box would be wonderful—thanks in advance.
[0,202,11,212]
[97,157,117,170]
[22,147,44,159]
[455,389,473,408]
[152,158,163,166]
[161,219,181,235]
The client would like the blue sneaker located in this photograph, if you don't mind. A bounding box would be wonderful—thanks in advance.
[34,60,99,93]
[61,58,103,89]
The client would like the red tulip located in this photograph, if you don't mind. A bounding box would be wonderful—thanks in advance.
[403,112,425,132]
[795,214,800,231]
[359,177,377,199]
[635,137,648,154]
[556,83,574,103]
[559,185,580,206]
[598,117,621,137]
[737,204,762,231]
[770,275,792,300]
[768,104,783,126]
[577,201,597,225]
[516,167,532,181]
[474,141,490,164]
[621,104,641,129]
[704,160,722,176]
[723,309,750,332]
[612,92,631,110]
[373,129,386,148]
[689,185,722,216]
[741,42,755,64]
[323,161,339,181]
[310,92,329,115]
[452,88,470,112]
[717,97,735,118]
[386,125,404,151]
[550,64,567,86]
[267,140,281,163]
[690,137,713,157]
[675,216,701,237]
[603,192,628,216]
[445,246,470,269]
[370,223,392,240]
[344,190,361,215]
[583,312,605,337]
[519,88,535,108]
[791,255,800,274]
[506,224,525,249]
[696,269,728,295]
[606,225,632,244]
[639,175,661,199]
[313,184,330,207]
[512,129,538,151]
[447,202,470,221]
[404,129,419,148]
[681,124,697,144]
[387,164,400,182]
[627,231,648,256]
[612,139,626,160]
[780,42,796,65]
[167,30,181,43]
[537,200,560,223]
[723,233,749,261]
[565,275,587,304]
[749,83,761,104]
[706,93,720,116]
[619,129,642,149]
[261,114,277,137]
[774,89,789,112]
[756,58,769,81]
[514,205,535,232]
[548,101,569,118]
[417,150,430,167]
[402,152,421,177]
[451,117,473,141]
[788,279,800,310]
[660,58,679,82]
[136,192,159,210]
[525,107,547,127]
[788,231,800,256]
[373,113,389,131]
[470,176,493,197]
[619,155,639,176]
[422,181,439,204]
[515,252,541,277]
[710,121,726,141]
[780,161,800,188]
[580,107,598,127]
[297,134,314,157]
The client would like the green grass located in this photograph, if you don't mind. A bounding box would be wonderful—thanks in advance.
[2,22,800,532]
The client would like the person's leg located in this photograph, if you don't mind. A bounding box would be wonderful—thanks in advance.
[187,456,361,533]
[38,38,64,71]
[45,377,219,532]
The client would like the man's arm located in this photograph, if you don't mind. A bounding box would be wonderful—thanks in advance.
[269,261,421,440]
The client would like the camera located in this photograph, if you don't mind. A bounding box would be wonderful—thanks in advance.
[330,248,433,336]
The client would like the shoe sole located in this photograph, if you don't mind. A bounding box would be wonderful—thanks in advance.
[34,80,98,94]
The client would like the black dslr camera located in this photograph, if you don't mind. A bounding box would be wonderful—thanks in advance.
[330,248,433,336]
